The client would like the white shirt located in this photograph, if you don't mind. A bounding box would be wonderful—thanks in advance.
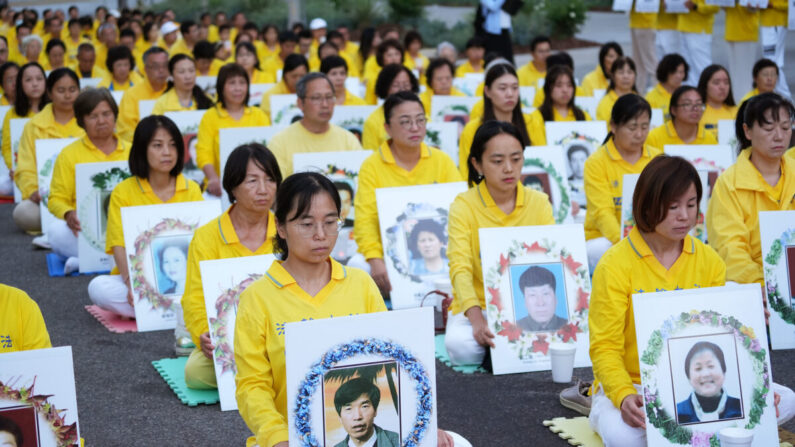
[348,429,377,447]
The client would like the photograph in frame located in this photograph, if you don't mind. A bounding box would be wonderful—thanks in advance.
[35,138,79,236]
[429,96,479,136]
[330,105,378,143]
[164,111,206,185]
[663,144,735,198]
[270,94,301,125]
[508,262,570,333]
[760,210,795,349]
[218,126,284,209]
[523,146,575,224]
[544,121,608,183]
[249,83,275,107]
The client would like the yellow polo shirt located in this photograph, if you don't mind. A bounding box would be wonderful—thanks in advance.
[261,55,284,82]
[590,227,725,409]
[70,64,110,80]
[458,114,533,178]
[516,61,545,87]
[195,105,270,177]
[760,0,788,27]
[258,81,291,120]
[168,38,192,57]
[596,89,621,122]
[362,106,387,151]
[584,139,662,243]
[151,89,200,114]
[354,141,461,260]
[234,258,386,447]
[0,284,51,353]
[182,206,277,347]
[700,104,738,136]
[677,0,719,34]
[455,60,484,78]
[645,119,718,150]
[629,7,657,29]
[268,121,361,176]
[740,88,760,104]
[645,83,672,118]
[96,70,144,92]
[1,108,33,170]
[250,69,276,85]
[448,182,555,314]
[581,67,608,97]
[656,11,678,30]
[117,80,168,142]
[527,108,592,146]
[725,5,759,41]
[342,89,367,105]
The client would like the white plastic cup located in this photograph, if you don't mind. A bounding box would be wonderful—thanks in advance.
[549,343,577,383]
[718,427,754,447]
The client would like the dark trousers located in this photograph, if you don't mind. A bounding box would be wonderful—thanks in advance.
[484,28,514,64]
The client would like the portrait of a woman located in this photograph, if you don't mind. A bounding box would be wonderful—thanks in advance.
[156,239,189,295]
[408,219,448,277]
[676,341,742,424]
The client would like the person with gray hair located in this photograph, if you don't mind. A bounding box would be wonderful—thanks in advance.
[267,72,362,176]
[20,34,44,64]
[436,41,458,65]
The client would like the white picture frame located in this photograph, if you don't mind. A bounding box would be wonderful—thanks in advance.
[270,94,300,125]
[522,145,574,224]
[10,117,30,202]
[79,77,102,89]
[429,96,479,135]
[249,83,274,107]
[35,138,78,236]
[635,0,661,12]
[452,76,481,97]
[330,105,378,144]
[425,121,459,166]
[218,126,284,209]
[164,110,206,186]
[663,144,735,198]
[717,119,738,150]
[760,210,795,350]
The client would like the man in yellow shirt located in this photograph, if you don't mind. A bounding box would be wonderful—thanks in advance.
[267,73,363,176]
[72,43,109,79]
[94,23,118,71]
[116,47,169,142]
[724,5,759,98]
[516,36,550,87]
[0,284,51,353]
[455,37,485,78]
[169,21,200,58]
[260,53,308,120]
[760,0,791,99]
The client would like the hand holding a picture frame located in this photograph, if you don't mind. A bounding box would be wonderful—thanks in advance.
[367,257,392,293]
[620,394,646,428]
[64,209,82,235]
[465,306,495,348]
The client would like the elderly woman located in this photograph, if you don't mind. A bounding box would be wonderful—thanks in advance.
[46,88,130,273]
[676,341,742,424]
[20,34,44,64]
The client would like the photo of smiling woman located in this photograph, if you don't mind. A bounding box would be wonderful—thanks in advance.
[675,340,742,425]
[407,219,449,277]
[153,237,189,295]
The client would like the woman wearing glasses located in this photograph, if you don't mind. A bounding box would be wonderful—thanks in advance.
[646,85,717,150]
[354,91,461,296]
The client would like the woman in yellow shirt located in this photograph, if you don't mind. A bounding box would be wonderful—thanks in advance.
[445,120,555,366]
[13,68,83,234]
[584,94,662,271]
[739,58,778,103]
[645,53,688,119]
[0,284,51,353]
[596,56,638,122]
[581,42,622,97]
[235,41,276,85]
[43,38,66,71]
[260,24,280,60]
[403,31,429,83]
[646,85,718,149]
[1,62,48,197]
[151,54,214,114]
[354,91,461,295]
[88,115,203,317]
[0,63,19,106]
[528,65,591,146]
[361,64,419,150]
[458,63,532,178]
[707,92,795,289]
[197,63,270,198]
[319,55,366,106]
[454,37,485,78]
[364,39,404,105]
[697,64,737,136]
[97,46,141,92]
[419,58,465,112]
[181,143,282,389]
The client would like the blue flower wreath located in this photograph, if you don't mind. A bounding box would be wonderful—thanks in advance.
[293,338,433,447]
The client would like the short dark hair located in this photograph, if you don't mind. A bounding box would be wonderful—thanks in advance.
[632,154,701,233]
[142,46,168,65]
[408,219,446,259]
[684,341,727,379]
[530,35,551,52]
[74,87,118,129]
[608,56,637,93]
[296,72,334,99]
[752,58,778,88]
[77,42,95,54]
[467,120,525,187]
[567,144,588,161]
[383,90,424,122]
[283,53,309,75]
[519,266,556,292]
[403,30,423,49]
[129,115,185,179]
[223,143,283,203]
[697,64,735,108]
[235,41,260,70]
[46,67,79,93]
[106,44,135,72]
[0,414,23,446]
[119,28,136,41]
[326,30,343,42]
[333,378,381,416]
[546,52,573,71]
[426,58,455,91]
[735,92,795,152]
[319,55,347,75]
[375,64,419,100]
[216,63,250,108]
[656,53,688,84]
[598,41,623,77]
[278,30,298,44]
[193,40,215,60]
[375,39,404,67]
[668,85,700,123]
[317,41,338,59]
[605,93,651,144]
[46,38,65,54]
[465,36,485,50]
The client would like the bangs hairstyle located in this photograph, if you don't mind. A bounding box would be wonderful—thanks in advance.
[540,65,585,122]
[735,92,795,153]
[697,64,735,107]
[607,56,637,93]
[46,38,65,54]
[15,62,51,116]
[383,90,424,122]
[598,41,623,77]
[129,115,185,178]
[73,87,118,128]
[752,58,778,88]
[668,85,699,122]
[235,41,260,70]
[46,67,79,92]
[684,341,727,378]
[632,154,702,233]
[166,54,213,109]
[333,378,380,415]
[222,143,283,204]
[467,120,525,187]
[319,55,347,74]
[482,63,531,147]
[106,44,135,72]
[604,93,651,144]
[216,63,250,108]
[656,53,688,84]
[426,58,455,91]
[273,172,341,259]
[375,39,404,67]
[283,53,309,75]
[375,64,419,99]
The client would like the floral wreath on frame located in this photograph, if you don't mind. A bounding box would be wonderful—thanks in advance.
[556,131,600,151]
[0,377,79,446]
[764,229,795,325]
[640,310,769,446]
[293,338,433,447]
[384,203,449,284]
[128,218,197,311]
[523,157,570,223]
[484,239,590,358]
[209,274,262,374]
[78,167,131,251]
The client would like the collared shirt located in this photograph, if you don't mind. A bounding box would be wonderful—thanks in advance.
[677,0,719,34]
[645,119,718,150]
[0,284,51,353]
[527,107,592,146]
[581,67,608,96]
[151,88,198,114]
[516,60,545,87]
[760,0,788,27]
[725,5,759,41]
[117,80,168,142]
[268,121,362,176]
[458,114,533,179]
[596,89,621,122]
[645,83,673,119]
[700,104,738,137]
[97,70,144,92]
[455,60,484,78]
[195,105,271,176]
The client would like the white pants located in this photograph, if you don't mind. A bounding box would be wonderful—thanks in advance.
[88,274,135,318]
[48,219,78,259]
[586,237,613,274]
[631,28,658,94]
[760,26,791,99]
[655,30,682,61]
[727,40,760,101]
[0,174,12,196]
[444,310,486,366]
[681,32,712,86]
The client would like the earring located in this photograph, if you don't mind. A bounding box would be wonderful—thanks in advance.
[478,172,484,180]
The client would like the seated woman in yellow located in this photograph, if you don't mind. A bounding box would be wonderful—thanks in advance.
[697,64,737,136]
[319,55,366,106]
[0,283,51,353]
[364,39,404,105]
[646,85,718,150]
[354,91,461,295]
[0,62,19,106]
[151,54,214,114]
[43,39,66,71]
[455,37,485,78]
[739,58,779,103]
[419,58,465,112]
[1,62,48,198]
[47,88,131,274]
[528,65,591,146]
[235,41,276,85]
[584,94,662,271]
[97,46,143,92]
[596,56,638,122]
[530,53,589,109]
[361,64,419,150]
[445,121,555,366]
[197,63,270,198]
[458,63,532,179]
[403,31,429,84]
[259,53,307,119]
[13,68,83,235]
[88,115,203,317]
[581,41,622,96]
[707,92,795,290]
[645,53,688,119]
[182,143,282,390]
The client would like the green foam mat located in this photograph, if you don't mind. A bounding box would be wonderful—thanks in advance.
[152,357,219,406]
[434,334,486,374]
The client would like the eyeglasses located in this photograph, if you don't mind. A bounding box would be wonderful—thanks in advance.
[676,102,706,111]
[306,94,335,104]
[395,117,427,130]
[292,219,343,238]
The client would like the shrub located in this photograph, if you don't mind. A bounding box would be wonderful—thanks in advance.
[543,0,587,39]
[388,0,426,23]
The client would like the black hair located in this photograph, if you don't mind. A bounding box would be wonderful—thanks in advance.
[751,58,778,89]
[404,30,423,49]
[530,35,551,52]
[656,53,688,85]
[106,44,135,72]
[46,67,79,93]
[539,65,586,122]
[333,377,381,416]
[326,30,343,43]
[46,38,65,55]
[283,53,309,75]
[598,41,623,78]
[222,143,283,203]
[359,27,376,61]
[129,115,185,178]
[465,36,485,50]
[684,341,727,379]
[383,90,424,122]
[333,180,353,200]
[374,64,419,100]
[119,28,136,41]
[546,52,573,71]
[426,58,455,92]
[262,24,279,41]
[216,63,250,108]
[0,61,18,96]
[243,21,259,32]
[165,54,213,109]
[375,39,404,67]
[68,17,80,28]
[408,219,447,259]
[668,85,700,123]
[0,414,23,446]
[298,29,313,41]
[603,93,651,144]
[735,92,795,153]
[15,63,52,116]
[142,22,156,41]
[481,63,531,147]
[519,265,556,292]
[235,41,261,70]
[567,144,589,161]
[467,120,525,187]
[142,46,168,65]
[273,172,341,259]
[607,56,637,93]
[697,64,735,107]
[193,40,215,60]
[319,55,347,75]
[156,238,189,277]
[278,30,298,44]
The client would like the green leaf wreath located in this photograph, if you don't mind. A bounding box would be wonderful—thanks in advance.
[274,103,300,125]
[209,274,262,374]
[79,167,131,251]
[0,377,79,446]
[764,229,795,325]
[524,157,571,223]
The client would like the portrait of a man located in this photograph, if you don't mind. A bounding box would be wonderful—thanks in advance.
[521,172,553,204]
[332,378,399,447]
[512,265,569,332]
[566,144,589,209]
[786,245,795,304]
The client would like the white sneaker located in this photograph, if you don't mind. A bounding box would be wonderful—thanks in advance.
[63,256,80,275]
[32,234,51,250]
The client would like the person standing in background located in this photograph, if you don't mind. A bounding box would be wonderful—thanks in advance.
[759,0,791,99]
[724,4,760,99]
[629,1,657,93]
[479,0,514,64]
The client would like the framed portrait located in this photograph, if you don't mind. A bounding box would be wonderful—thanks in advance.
[479,224,592,375]
[109,91,124,108]
[576,97,599,121]
[633,284,778,446]
[429,96,479,136]
[545,121,608,181]
[78,77,101,89]
[121,200,222,331]
[270,94,301,125]
[425,121,458,167]
[345,77,365,99]
[138,99,156,120]
[375,182,468,309]
[164,111,206,186]
[520,86,536,113]
[285,307,437,447]
[663,144,735,198]
[0,346,80,447]
[10,117,30,202]
[760,210,795,349]
[75,161,131,273]
[330,105,378,144]
[717,119,738,149]
[523,146,575,224]
[200,254,275,411]
[35,138,79,236]
[249,83,275,107]
[218,126,285,209]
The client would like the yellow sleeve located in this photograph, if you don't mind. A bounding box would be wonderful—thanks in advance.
[589,256,638,409]
[150,95,166,115]
[186,180,204,200]
[447,195,480,313]
[234,289,289,447]
[585,155,621,243]
[694,0,720,14]
[105,181,128,253]
[1,111,12,169]
[46,149,76,219]
[644,126,664,152]
[251,106,271,127]
[116,90,139,143]
[195,109,219,175]
[353,159,384,260]
[182,230,212,347]
[528,111,547,146]
[458,121,477,179]
[596,95,613,122]
[439,153,463,183]
[14,120,38,199]
[361,113,381,151]
[580,71,597,97]
[539,195,556,225]
[19,293,51,351]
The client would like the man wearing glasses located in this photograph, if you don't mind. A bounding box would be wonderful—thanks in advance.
[116,47,170,142]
